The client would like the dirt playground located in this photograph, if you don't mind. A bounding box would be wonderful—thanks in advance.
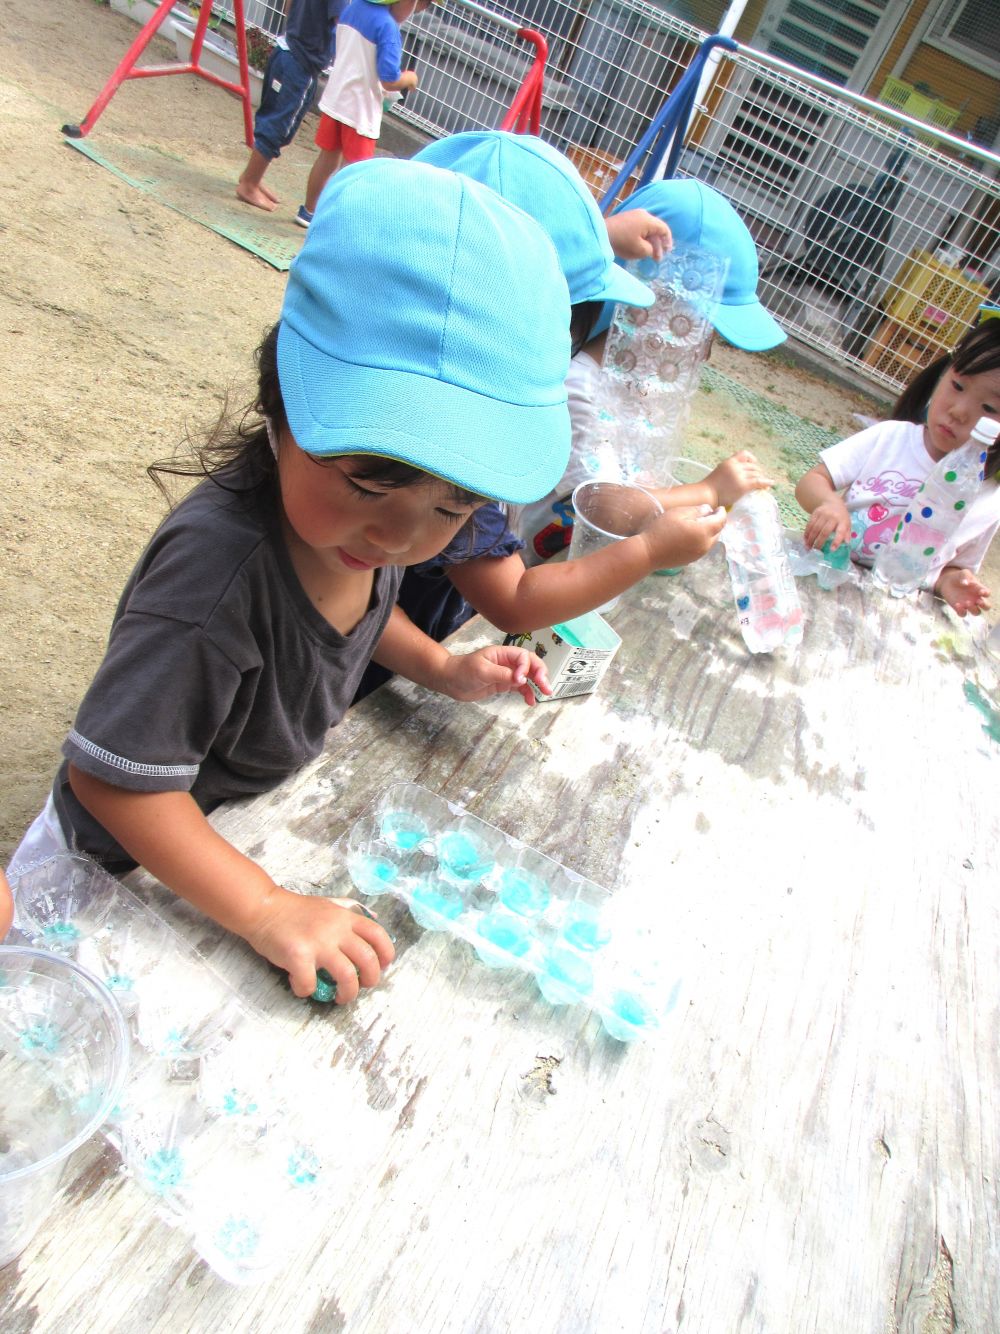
[0,0,964,861]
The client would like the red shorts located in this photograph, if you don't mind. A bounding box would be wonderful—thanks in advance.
[314,115,377,162]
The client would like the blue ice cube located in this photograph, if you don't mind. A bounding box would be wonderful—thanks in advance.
[215,1217,259,1261]
[498,868,550,918]
[410,878,465,928]
[536,946,593,1005]
[601,989,658,1042]
[380,810,429,851]
[438,831,494,882]
[144,1146,184,1195]
[561,906,611,953]
[310,968,337,1003]
[348,852,400,896]
[41,921,82,948]
[475,911,532,961]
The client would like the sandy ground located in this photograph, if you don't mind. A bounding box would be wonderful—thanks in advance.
[0,0,987,860]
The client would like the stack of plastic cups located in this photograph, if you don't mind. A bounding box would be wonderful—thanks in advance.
[599,247,729,488]
[0,947,130,1268]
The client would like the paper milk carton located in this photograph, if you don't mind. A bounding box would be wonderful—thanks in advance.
[504,611,622,701]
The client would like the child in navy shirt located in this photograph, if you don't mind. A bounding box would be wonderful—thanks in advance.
[237,0,342,212]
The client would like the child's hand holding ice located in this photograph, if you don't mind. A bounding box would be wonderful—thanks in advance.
[639,504,727,570]
[802,496,851,551]
[245,889,395,1001]
[797,461,852,551]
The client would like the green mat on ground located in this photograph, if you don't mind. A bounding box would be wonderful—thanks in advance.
[65,136,303,270]
[699,364,842,527]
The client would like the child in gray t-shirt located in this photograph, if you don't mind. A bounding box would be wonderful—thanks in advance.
[8,159,574,1003]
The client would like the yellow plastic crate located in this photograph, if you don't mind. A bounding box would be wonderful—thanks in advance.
[863,320,944,387]
[883,249,990,349]
[879,76,961,140]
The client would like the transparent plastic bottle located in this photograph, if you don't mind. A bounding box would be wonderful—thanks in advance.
[872,416,999,597]
[720,491,804,654]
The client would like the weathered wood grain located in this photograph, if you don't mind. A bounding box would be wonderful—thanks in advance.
[3,548,998,1333]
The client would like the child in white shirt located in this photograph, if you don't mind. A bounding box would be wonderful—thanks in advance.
[796,319,1000,617]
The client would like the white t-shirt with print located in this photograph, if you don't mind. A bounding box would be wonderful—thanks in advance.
[820,419,1000,576]
[318,0,402,139]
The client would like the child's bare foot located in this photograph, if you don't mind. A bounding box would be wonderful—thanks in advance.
[236,179,278,211]
[260,182,280,204]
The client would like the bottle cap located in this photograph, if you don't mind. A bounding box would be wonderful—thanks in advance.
[971,416,1000,444]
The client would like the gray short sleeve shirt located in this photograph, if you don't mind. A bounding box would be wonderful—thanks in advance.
[54,470,402,867]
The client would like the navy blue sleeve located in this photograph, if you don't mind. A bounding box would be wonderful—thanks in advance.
[415,504,524,576]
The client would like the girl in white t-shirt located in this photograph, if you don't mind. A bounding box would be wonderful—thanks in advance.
[796,320,1000,616]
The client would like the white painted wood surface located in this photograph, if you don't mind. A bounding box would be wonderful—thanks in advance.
[3,546,999,1332]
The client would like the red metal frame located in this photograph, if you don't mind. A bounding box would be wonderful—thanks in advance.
[62,0,254,147]
[498,28,547,136]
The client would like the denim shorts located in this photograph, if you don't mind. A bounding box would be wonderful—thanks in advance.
[253,45,319,160]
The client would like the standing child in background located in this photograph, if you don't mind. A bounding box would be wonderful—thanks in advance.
[7,160,573,1002]
[355,134,751,700]
[296,0,427,226]
[237,0,342,212]
[795,318,1000,616]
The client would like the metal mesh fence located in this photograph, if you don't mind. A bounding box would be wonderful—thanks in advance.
[172,1,1000,399]
[400,0,704,192]
[392,3,1000,396]
[695,47,1000,397]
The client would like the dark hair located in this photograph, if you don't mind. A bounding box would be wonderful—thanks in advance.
[891,319,1000,476]
[570,299,603,358]
[149,323,487,515]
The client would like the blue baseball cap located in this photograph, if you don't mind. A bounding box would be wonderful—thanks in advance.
[278,159,571,505]
[414,131,654,311]
[598,179,786,351]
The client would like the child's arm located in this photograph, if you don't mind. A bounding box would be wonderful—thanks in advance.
[796,462,852,550]
[382,70,417,91]
[67,769,395,1000]
[649,451,773,513]
[934,566,991,616]
[449,505,726,634]
[378,13,416,92]
[604,209,672,263]
[372,606,552,702]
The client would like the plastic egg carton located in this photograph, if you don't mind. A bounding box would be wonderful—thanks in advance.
[340,782,679,1042]
[11,854,338,1285]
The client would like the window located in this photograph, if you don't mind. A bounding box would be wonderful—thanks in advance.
[755,0,894,87]
[929,0,1000,74]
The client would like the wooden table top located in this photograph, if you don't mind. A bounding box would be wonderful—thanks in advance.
[4,545,999,1333]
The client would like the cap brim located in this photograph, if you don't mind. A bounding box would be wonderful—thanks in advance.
[713,300,786,352]
[278,323,571,506]
[590,264,653,309]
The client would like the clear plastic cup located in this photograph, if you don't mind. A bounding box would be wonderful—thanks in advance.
[0,947,130,1267]
[568,480,664,612]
